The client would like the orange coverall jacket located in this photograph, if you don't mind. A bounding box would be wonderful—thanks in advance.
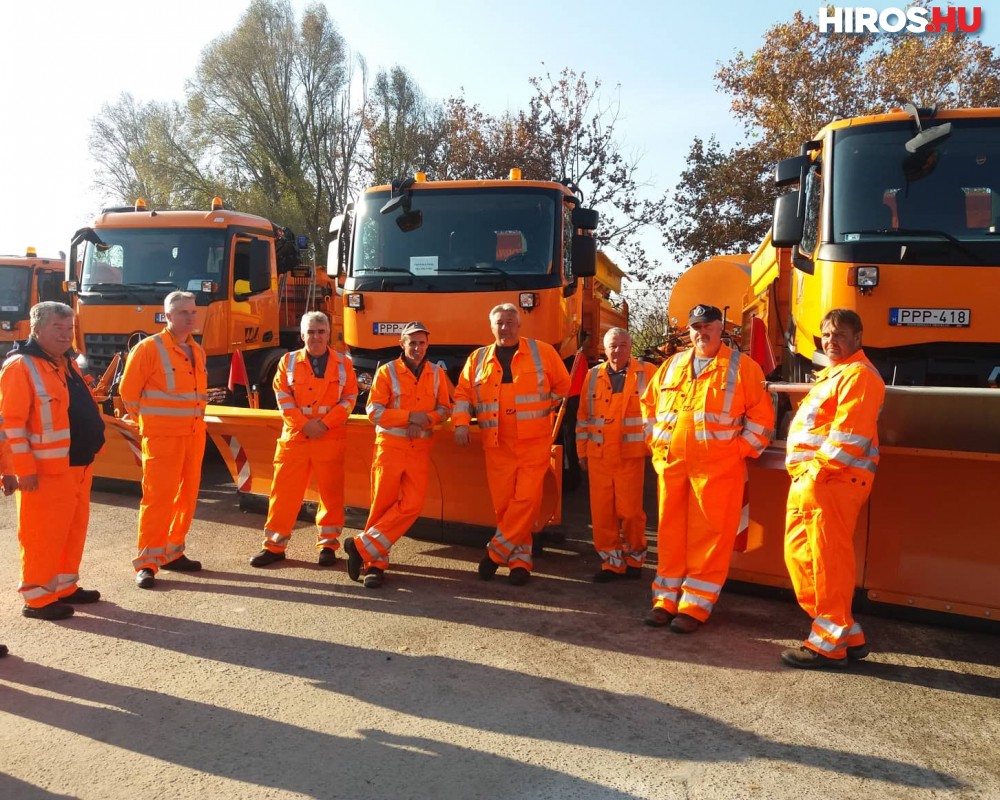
[274,347,358,444]
[119,329,208,436]
[367,357,451,446]
[452,337,571,444]
[0,350,93,475]
[785,349,885,481]
[576,358,657,461]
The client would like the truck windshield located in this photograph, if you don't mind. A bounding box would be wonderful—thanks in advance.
[832,118,1000,251]
[82,228,227,291]
[351,187,560,286]
[0,266,31,319]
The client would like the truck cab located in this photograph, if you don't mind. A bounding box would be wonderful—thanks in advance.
[0,249,71,360]
[758,106,1000,387]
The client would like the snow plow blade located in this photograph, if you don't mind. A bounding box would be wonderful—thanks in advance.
[203,407,563,542]
[730,384,1000,621]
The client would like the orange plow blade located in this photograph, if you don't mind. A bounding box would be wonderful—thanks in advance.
[730,385,1000,621]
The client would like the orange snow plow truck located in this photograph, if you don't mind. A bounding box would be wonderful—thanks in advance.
[0,248,72,361]
[689,105,1000,622]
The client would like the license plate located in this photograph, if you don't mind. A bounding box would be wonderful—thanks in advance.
[373,322,407,335]
[889,308,971,327]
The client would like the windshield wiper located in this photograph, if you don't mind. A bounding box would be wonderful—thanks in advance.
[842,229,983,263]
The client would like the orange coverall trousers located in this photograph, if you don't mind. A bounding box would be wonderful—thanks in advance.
[588,391,647,573]
[262,436,346,553]
[589,455,647,572]
[784,472,870,658]
[135,434,205,572]
[484,385,551,573]
[355,439,432,570]
[17,465,93,608]
[652,414,744,621]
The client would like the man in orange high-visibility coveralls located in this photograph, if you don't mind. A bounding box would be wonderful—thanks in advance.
[0,302,105,619]
[577,327,656,583]
[453,303,570,586]
[641,304,774,634]
[781,309,885,670]
[120,291,208,589]
[249,311,357,568]
[343,321,452,588]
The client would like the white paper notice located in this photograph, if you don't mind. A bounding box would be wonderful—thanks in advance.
[411,256,438,275]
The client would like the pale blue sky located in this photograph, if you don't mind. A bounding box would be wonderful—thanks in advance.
[1,1,996,273]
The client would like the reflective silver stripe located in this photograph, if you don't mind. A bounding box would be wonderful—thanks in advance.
[744,420,771,436]
[478,419,499,429]
[807,631,840,653]
[819,442,877,472]
[623,416,644,426]
[141,390,205,401]
[516,408,549,420]
[683,576,722,594]
[363,527,392,551]
[636,361,648,395]
[828,429,873,449]
[721,349,741,416]
[367,402,386,423]
[695,411,744,426]
[28,430,71,445]
[152,336,177,392]
[786,451,813,465]
[319,526,342,534]
[377,425,433,439]
[15,356,56,439]
[264,530,290,546]
[387,361,402,408]
[33,448,70,459]
[586,368,600,419]
[476,402,500,414]
[516,392,548,403]
[454,400,473,416]
[317,406,332,414]
[787,432,826,448]
[813,616,848,638]
[336,359,347,405]
[473,347,488,408]
[432,362,440,400]
[656,412,678,424]
[679,592,714,613]
[650,429,673,444]
[848,622,863,636]
[11,442,30,454]
[652,576,682,591]
[599,549,625,568]
[741,429,767,454]
[526,338,545,400]
[137,405,205,417]
[621,432,645,443]
[694,428,739,441]
[5,427,28,438]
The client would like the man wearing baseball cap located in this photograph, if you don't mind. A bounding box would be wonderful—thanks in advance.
[640,303,774,633]
[344,321,452,588]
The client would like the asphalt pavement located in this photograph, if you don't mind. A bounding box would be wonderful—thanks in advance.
[0,455,997,799]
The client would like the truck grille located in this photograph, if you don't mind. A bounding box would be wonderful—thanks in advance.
[83,333,129,377]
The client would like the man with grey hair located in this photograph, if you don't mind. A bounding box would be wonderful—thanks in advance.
[453,303,570,585]
[577,327,656,582]
[120,290,208,589]
[0,302,105,619]
[249,310,357,567]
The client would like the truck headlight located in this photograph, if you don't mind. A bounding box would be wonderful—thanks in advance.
[848,266,879,288]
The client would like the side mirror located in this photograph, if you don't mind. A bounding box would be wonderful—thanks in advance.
[572,207,599,230]
[249,239,271,294]
[571,234,597,277]
[772,191,804,248]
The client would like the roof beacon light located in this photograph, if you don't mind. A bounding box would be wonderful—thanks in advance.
[414,172,427,183]
[25,246,37,257]
[509,168,522,181]
[212,196,224,211]
[134,198,148,211]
